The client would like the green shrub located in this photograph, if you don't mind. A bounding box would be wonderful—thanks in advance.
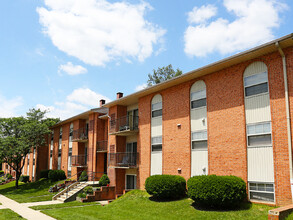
[78,192,87,198]
[99,174,110,186]
[40,169,51,179]
[20,175,30,183]
[187,175,247,209]
[5,173,13,179]
[145,175,186,200]
[0,170,4,176]
[48,170,66,181]
[83,186,94,195]
[79,170,88,181]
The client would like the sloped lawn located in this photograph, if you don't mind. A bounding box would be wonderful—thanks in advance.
[41,190,273,220]
[0,209,23,219]
[0,179,58,203]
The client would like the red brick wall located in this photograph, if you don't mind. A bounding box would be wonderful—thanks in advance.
[135,47,293,205]
[61,124,69,175]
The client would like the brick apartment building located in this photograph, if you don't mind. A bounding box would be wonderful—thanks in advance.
[3,33,293,206]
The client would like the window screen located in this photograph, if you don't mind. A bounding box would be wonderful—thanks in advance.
[191,98,206,109]
[191,90,206,109]
[249,182,274,202]
[244,71,268,97]
[245,83,268,97]
[248,134,271,147]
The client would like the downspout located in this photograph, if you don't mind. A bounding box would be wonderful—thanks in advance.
[276,42,293,200]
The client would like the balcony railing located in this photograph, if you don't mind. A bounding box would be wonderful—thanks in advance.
[97,140,108,152]
[109,152,138,168]
[72,127,88,142]
[110,115,139,134]
[71,155,87,167]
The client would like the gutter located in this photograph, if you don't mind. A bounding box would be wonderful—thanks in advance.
[276,42,293,200]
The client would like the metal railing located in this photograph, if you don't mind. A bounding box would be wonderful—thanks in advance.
[97,140,108,152]
[109,152,138,167]
[110,115,139,133]
[72,127,88,141]
[71,155,87,167]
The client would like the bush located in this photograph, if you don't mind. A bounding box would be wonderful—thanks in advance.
[20,175,30,183]
[79,170,88,181]
[40,169,51,179]
[99,174,110,186]
[78,192,86,198]
[0,170,4,176]
[5,173,12,179]
[187,175,247,209]
[48,170,66,181]
[145,175,186,200]
[83,186,93,195]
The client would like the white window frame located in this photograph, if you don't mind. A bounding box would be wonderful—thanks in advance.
[246,122,272,148]
[248,182,275,203]
[151,102,162,118]
[190,90,207,110]
[151,136,162,152]
[125,174,137,190]
[191,130,208,151]
[244,71,269,98]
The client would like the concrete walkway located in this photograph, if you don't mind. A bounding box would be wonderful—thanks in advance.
[22,200,62,207]
[0,195,56,220]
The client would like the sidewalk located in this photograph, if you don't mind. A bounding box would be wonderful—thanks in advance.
[0,194,56,220]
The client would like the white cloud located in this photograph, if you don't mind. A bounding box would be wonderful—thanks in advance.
[187,4,217,24]
[37,0,166,66]
[36,88,111,120]
[135,83,147,91]
[58,62,87,75]
[0,94,23,117]
[184,0,287,57]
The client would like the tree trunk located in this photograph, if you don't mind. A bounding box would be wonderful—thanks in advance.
[15,171,20,189]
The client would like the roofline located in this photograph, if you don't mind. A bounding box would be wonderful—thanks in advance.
[50,107,108,129]
[103,33,293,108]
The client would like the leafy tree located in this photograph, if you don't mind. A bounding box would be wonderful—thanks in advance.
[0,109,59,188]
[147,64,182,86]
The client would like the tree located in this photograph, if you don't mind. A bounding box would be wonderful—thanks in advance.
[0,109,59,188]
[147,64,182,86]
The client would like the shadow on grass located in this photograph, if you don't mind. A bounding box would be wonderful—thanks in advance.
[149,196,188,203]
[0,179,56,195]
[191,201,252,212]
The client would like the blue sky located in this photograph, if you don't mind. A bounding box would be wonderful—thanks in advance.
[0,0,292,119]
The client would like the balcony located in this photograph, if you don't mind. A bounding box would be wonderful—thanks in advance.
[72,127,88,142]
[109,115,139,136]
[71,155,87,167]
[97,140,108,152]
[109,152,138,168]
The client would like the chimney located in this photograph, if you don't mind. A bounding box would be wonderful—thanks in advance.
[116,92,123,99]
[99,99,105,107]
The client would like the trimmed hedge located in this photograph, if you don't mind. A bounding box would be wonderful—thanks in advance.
[99,174,110,186]
[145,175,186,200]
[40,169,52,179]
[79,170,88,181]
[48,170,66,181]
[83,186,94,195]
[0,170,4,176]
[187,175,247,209]
[20,175,30,183]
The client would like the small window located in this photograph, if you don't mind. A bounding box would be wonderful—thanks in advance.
[69,124,73,137]
[247,122,272,147]
[249,182,274,202]
[59,128,62,139]
[152,102,162,118]
[191,90,206,109]
[152,136,162,152]
[126,175,136,190]
[192,131,207,150]
[244,72,268,97]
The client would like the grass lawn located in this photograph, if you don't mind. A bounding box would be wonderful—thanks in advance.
[0,179,58,203]
[41,190,273,220]
[0,209,23,219]
[30,201,98,210]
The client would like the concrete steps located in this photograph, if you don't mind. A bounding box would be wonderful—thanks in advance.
[53,182,89,203]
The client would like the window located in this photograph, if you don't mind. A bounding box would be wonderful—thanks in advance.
[244,71,268,97]
[191,130,207,150]
[152,102,162,118]
[249,182,274,202]
[247,122,271,147]
[126,142,137,153]
[191,90,206,109]
[126,175,137,190]
[151,136,162,151]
